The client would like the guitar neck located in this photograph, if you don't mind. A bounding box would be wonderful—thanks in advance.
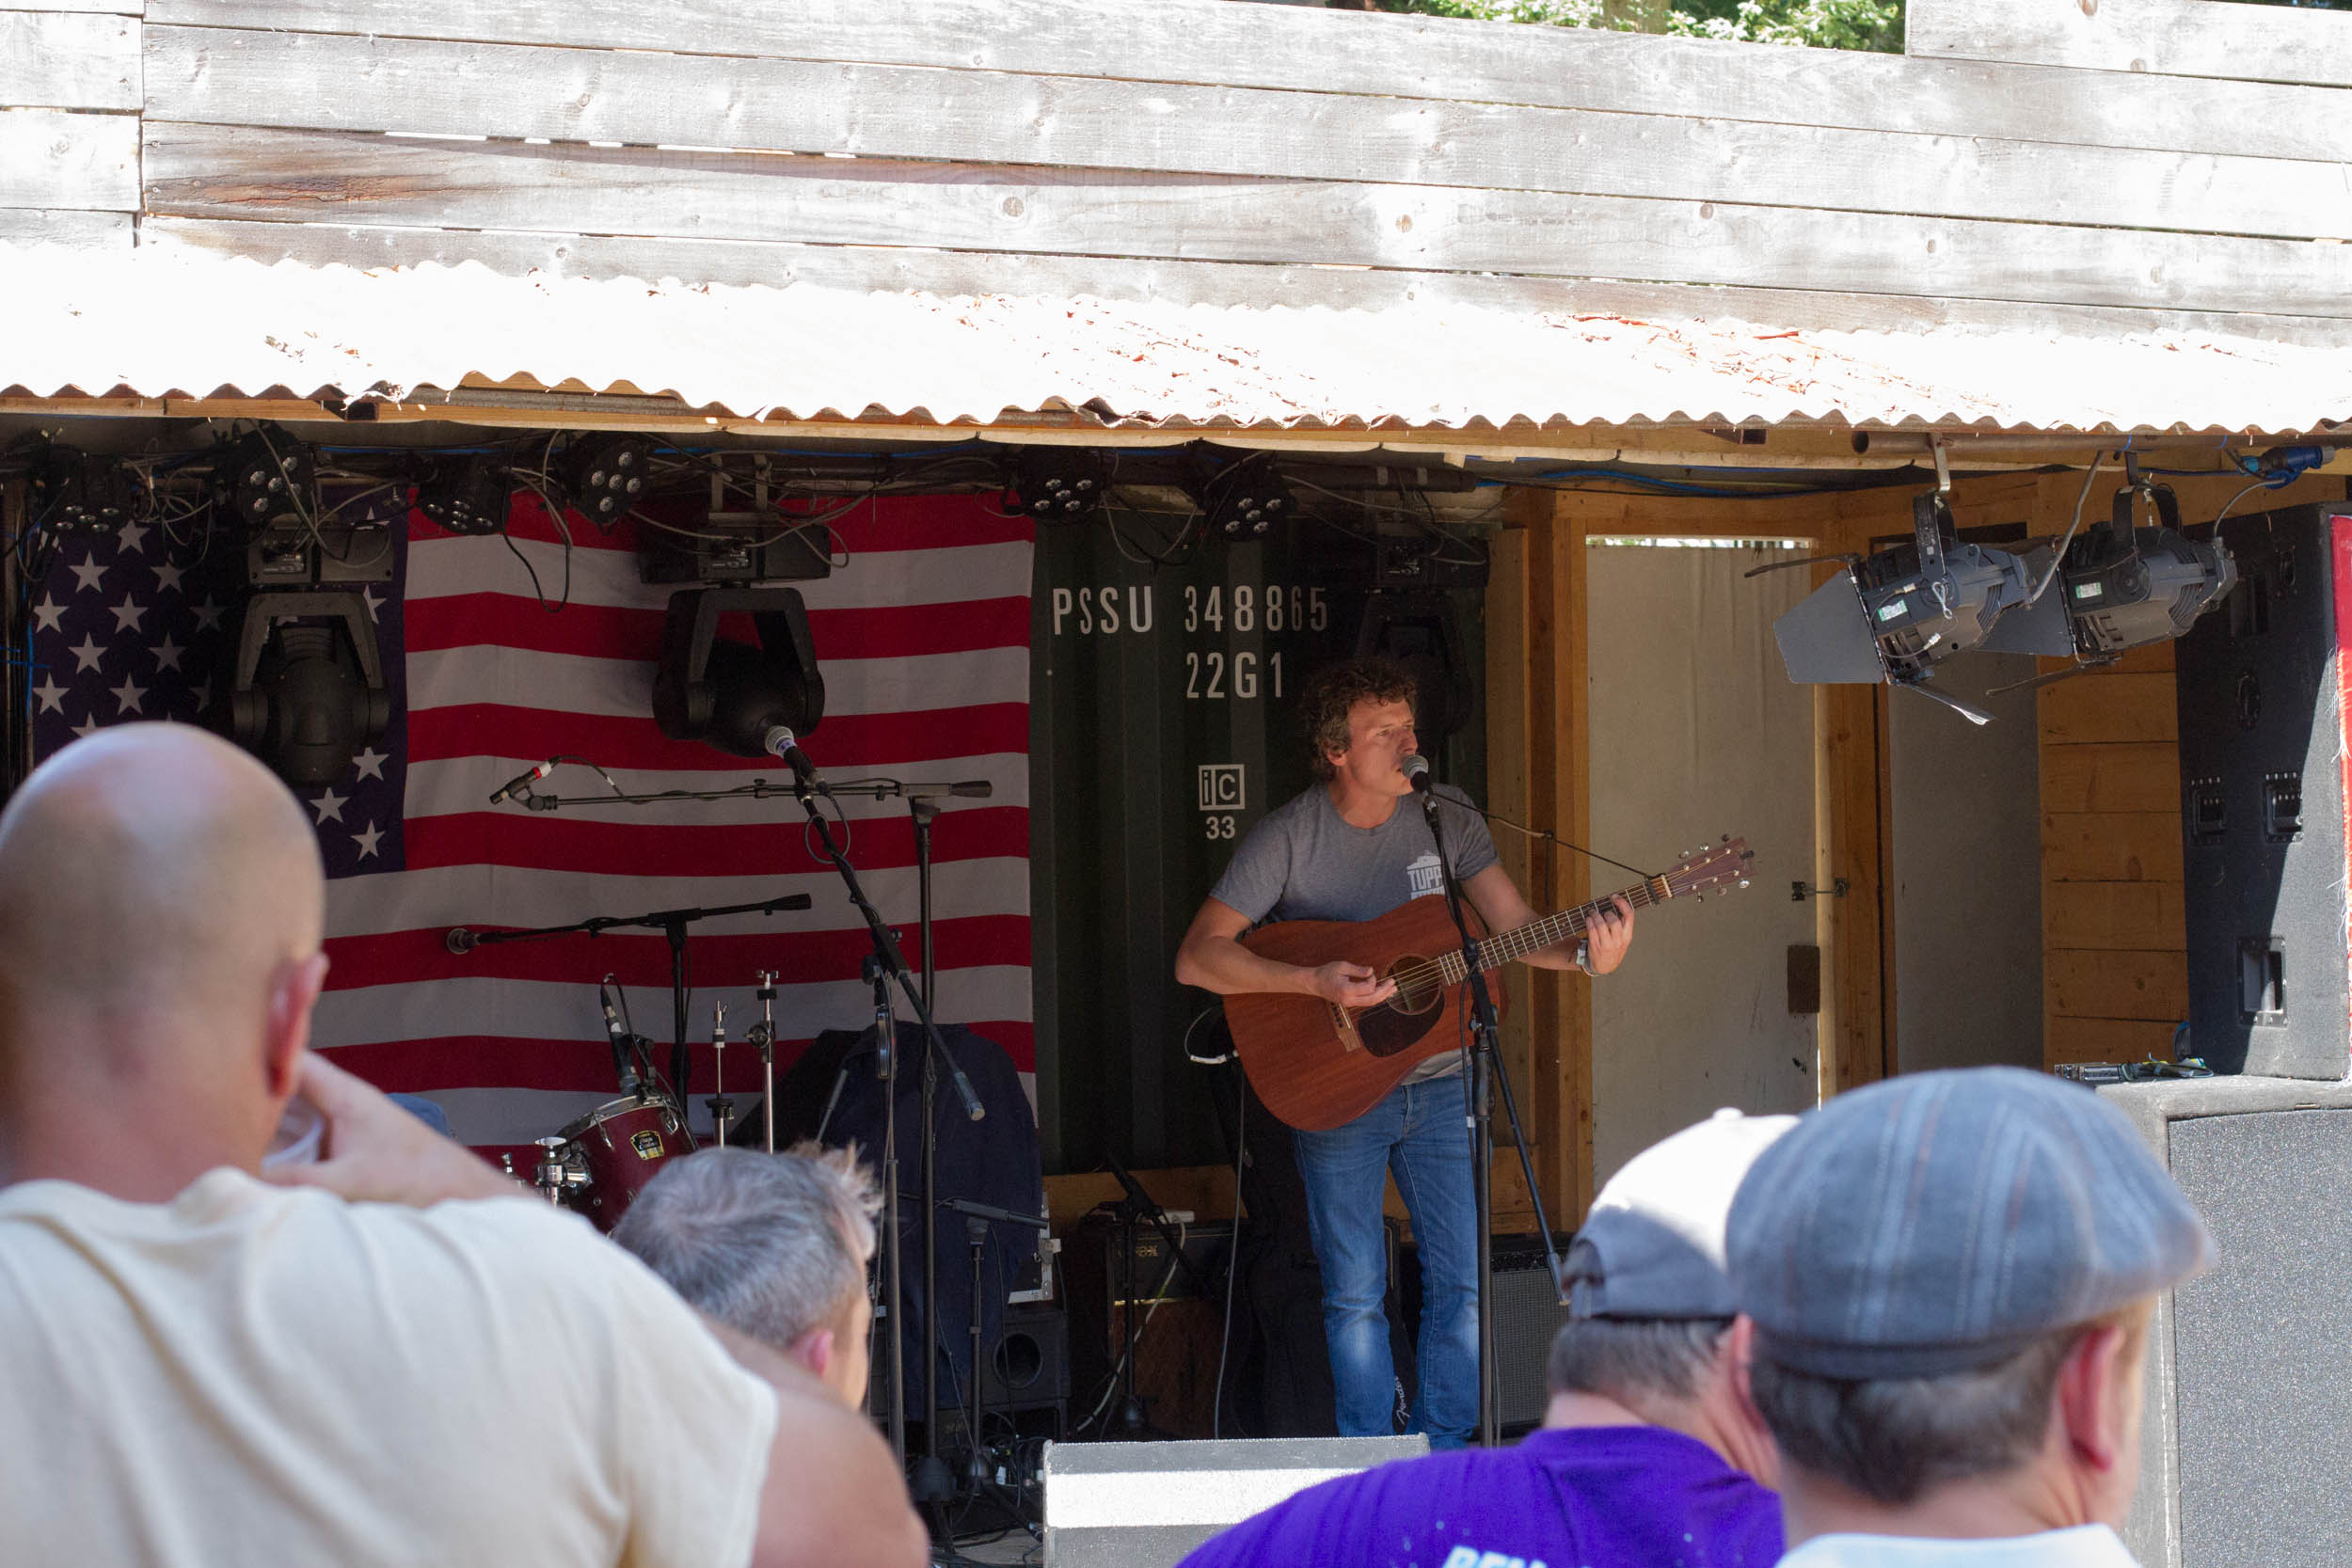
[1437,876,1675,982]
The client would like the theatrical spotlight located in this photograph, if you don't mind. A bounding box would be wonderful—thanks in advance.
[651,585,826,758]
[212,425,316,531]
[1189,453,1295,542]
[1771,491,2071,724]
[2058,479,2236,660]
[1009,448,1106,523]
[29,444,137,536]
[221,591,393,787]
[414,454,513,536]
[557,433,655,530]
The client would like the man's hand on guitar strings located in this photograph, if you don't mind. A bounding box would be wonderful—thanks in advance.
[1584,895,1637,975]
[1309,959,1397,1009]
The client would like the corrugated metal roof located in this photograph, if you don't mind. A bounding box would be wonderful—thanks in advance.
[5,242,2349,436]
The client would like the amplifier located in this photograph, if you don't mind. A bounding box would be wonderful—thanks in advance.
[1401,1233,1572,1432]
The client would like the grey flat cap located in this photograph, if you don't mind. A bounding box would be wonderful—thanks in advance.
[1728,1066,2215,1378]
[1565,1107,1797,1321]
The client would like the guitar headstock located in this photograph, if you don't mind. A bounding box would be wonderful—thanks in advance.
[1664,836,1755,900]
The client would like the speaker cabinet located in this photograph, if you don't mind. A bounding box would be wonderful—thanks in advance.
[2103,1077,2352,1568]
[977,1301,1070,1412]
[2175,506,2352,1078]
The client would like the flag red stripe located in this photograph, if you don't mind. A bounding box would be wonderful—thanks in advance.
[399,806,1027,878]
[405,704,1028,772]
[323,915,1033,991]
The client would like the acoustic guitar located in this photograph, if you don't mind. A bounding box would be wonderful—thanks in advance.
[1226,838,1755,1131]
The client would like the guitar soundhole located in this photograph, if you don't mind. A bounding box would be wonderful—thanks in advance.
[1387,956,1443,1016]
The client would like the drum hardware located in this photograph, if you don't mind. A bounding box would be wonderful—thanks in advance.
[747,972,779,1154]
[531,1136,572,1206]
[705,999,737,1151]
[551,1096,683,1232]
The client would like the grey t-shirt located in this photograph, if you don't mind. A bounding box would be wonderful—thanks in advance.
[1210,784,1501,1087]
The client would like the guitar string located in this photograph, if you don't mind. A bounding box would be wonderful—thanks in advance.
[1362,879,1673,1016]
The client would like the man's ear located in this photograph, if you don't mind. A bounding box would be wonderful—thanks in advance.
[2056,1322,2135,1473]
[264,950,330,1101]
[1726,1315,1764,1424]
[789,1326,836,1383]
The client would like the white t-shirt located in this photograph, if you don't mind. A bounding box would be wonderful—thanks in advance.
[0,1169,778,1567]
[1780,1525,2140,1568]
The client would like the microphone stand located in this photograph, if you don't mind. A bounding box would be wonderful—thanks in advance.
[782,770,981,1521]
[1416,777,1560,1448]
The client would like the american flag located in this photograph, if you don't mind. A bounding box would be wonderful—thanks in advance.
[30,490,1036,1155]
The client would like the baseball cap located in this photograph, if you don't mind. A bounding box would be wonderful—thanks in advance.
[1565,1107,1798,1321]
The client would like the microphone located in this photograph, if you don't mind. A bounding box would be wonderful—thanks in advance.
[599,975,642,1096]
[761,725,823,792]
[904,780,993,801]
[1401,754,1434,794]
[488,759,556,805]
[445,927,476,955]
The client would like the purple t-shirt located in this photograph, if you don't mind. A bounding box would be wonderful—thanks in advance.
[1175,1424,1782,1568]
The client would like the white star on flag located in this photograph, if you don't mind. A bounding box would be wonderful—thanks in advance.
[30,595,64,633]
[311,788,348,825]
[68,557,105,594]
[72,715,102,738]
[194,597,225,633]
[153,561,188,595]
[351,746,389,782]
[352,821,385,861]
[31,677,65,715]
[152,635,185,673]
[69,635,104,673]
[109,596,146,634]
[111,675,147,716]
[362,587,385,624]
[116,521,149,556]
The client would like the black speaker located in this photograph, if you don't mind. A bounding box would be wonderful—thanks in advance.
[2102,1076,2352,1568]
[978,1301,1070,1412]
[2175,505,2352,1078]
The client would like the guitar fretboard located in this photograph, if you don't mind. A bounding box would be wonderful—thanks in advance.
[1430,875,1675,985]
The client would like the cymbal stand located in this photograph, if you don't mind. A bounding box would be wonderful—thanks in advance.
[705,1001,736,1151]
[747,971,778,1153]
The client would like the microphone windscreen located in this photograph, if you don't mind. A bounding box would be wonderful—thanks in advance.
[952,781,993,799]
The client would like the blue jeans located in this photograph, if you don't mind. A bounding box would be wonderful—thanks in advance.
[1293,1070,1479,1448]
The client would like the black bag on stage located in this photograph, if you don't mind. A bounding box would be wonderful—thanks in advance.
[766,1021,1043,1430]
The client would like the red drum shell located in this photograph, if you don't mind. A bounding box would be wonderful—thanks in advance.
[557,1096,689,1233]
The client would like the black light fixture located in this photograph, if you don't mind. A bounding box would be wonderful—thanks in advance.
[414,454,514,536]
[557,433,656,530]
[220,592,393,787]
[212,425,316,531]
[651,586,826,757]
[30,444,137,536]
[1191,453,1295,542]
[2059,479,2236,658]
[1009,448,1106,523]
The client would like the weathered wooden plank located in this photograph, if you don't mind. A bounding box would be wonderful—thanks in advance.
[135,214,2352,350]
[0,11,136,109]
[1910,0,2352,90]
[2041,741,2181,815]
[2044,1013,2180,1067]
[0,0,139,14]
[0,107,135,210]
[0,205,129,245]
[2047,947,2189,1022]
[147,0,2352,164]
[2044,879,2185,952]
[2039,672,2178,744]
[137,26,2352,242]
[136,125,2352,318]
[2042,811,2184,883]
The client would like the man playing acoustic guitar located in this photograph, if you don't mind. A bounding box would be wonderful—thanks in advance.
[1175,657,1634,1448]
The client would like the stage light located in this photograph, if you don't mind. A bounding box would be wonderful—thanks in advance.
[1772,491,2069,723]
[30,444,137,536]
[221,591,393,787]
[414,455,513,536]
[212,426,315,531]
[2059,481,2236,658]
[651,586,826,758]
[1009,449,1106,523]
[558,434,656,530]
[1357,591,1475,741]
[1190,455,1295,542]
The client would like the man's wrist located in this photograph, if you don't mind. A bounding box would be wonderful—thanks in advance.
[1573,939,1594,975]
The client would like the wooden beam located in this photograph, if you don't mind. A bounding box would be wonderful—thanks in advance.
[2046,1015,2179,1067]
[0,107,135,210]
[138,214,2352,350]
[135,25,2352,242]
[151,0,2352,164]
[1486,511,1535,1164]
[2047,948,2191,1022]
[0,10,137,111]
[137,125,2352,319]
[1910,0,2352,89]
[2042,811,2185,883]
[0,206,129,245]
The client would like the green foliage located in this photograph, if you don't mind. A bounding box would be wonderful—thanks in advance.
[1381,0,1905,53]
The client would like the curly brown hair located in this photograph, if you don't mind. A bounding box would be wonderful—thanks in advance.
[1300,656,1417,780]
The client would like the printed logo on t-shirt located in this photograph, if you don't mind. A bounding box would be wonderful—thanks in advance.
[1439,1547,1545,1568]
[1406,852,1445,899]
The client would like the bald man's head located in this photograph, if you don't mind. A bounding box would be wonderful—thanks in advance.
[0,724,325,1035]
